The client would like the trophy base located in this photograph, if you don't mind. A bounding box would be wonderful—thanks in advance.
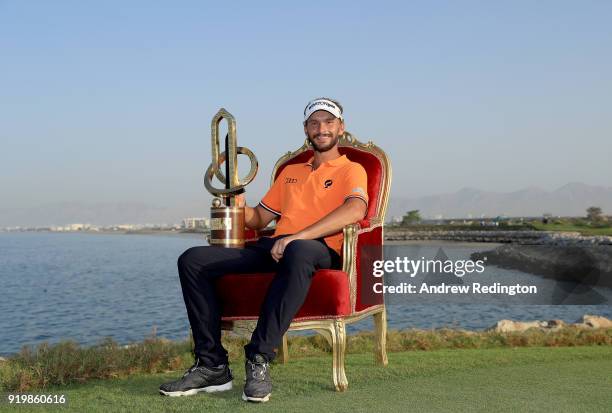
[209,205,245,248]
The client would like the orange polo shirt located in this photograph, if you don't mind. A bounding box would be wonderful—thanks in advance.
[259,154,368,256]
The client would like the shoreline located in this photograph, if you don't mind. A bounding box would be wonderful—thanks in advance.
[5,228,611,246]
[3,314,611,359]
[471,244,612,288]
[385,228,612,245]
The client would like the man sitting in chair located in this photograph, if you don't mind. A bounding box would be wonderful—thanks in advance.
[159,97,368,403]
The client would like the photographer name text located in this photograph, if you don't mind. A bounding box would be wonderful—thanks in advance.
[371,257,538,296]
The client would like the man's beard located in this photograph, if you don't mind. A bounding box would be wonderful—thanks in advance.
[307,133,340,153]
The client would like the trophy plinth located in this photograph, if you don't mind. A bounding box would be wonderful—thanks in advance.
[209,203,246,248]
[204,109,258,248]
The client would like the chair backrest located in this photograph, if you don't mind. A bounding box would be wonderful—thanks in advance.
[271,132,391,223]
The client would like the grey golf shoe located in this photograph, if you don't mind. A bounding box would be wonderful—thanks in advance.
[242,354,272,402]
[159,359,233,397]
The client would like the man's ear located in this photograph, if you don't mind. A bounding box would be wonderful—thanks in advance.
[339,120,345,135]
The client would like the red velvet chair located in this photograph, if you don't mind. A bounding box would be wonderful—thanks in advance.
[216,132,391,391]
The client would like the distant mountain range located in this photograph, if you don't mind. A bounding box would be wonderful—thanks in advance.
[2,183,611,227]
[387,182,612,220]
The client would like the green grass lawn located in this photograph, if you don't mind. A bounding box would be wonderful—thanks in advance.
[3,346,611,413]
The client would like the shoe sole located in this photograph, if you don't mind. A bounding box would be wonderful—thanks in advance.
[159,380,233,397]
[242,391,270,403]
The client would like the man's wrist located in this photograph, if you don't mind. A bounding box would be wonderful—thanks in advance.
[289,232,305,241]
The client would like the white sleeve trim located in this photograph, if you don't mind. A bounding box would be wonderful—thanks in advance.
[259,201,281,216]
[344,195,368,208]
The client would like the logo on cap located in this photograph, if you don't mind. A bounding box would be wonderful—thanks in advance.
[304,98,343,122]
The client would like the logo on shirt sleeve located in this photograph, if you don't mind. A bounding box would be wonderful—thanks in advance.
[324,179,333,188]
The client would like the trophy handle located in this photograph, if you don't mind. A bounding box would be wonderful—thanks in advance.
[206,110,258,199]
[211,109,238,188]
[218,146,258,186]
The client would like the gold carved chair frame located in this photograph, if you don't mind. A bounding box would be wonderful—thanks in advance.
[226,131,392,391]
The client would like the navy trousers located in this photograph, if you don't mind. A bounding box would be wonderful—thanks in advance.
[177,236,341,366]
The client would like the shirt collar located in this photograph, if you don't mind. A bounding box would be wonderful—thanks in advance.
[305,154,349,168]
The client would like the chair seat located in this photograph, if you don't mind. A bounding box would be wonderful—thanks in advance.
[217,269,351,321]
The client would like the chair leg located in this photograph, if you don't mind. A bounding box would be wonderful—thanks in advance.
[331,320,348,391]
[315,321,348,392]
[373,309,388,366]
[276,333,289,364]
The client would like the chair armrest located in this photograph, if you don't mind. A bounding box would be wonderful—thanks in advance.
[341,217,383,272]
[355,219,371,229]
[245,228,259,241]
[245,227,276,243]
[258,228,276,237]
[341,217,384,311]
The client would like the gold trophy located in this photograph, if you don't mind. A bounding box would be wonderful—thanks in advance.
[204,108,258,248]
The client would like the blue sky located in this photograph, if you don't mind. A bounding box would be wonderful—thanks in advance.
[1,1,611,209]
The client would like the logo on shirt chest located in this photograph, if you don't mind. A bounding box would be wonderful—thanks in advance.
[324,179,333,188]
[285,177,298,184]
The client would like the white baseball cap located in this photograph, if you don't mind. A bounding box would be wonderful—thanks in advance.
[303,98,343,122]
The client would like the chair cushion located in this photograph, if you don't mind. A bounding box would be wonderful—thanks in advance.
[217,269,351,320]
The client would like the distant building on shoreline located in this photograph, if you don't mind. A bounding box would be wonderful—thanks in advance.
[182,217,210,230]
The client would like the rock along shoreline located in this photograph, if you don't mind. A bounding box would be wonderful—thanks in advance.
[384,229,612,246]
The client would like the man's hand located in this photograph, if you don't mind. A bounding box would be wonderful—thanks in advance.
[235,193,246,207]
[238,194,277,230]
[269,198,366,261]
[270,235,299,262]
